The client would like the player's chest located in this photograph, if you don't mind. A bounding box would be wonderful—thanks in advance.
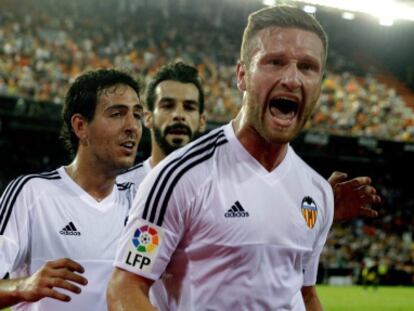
[188,172,324,249]
[29,199,129,258]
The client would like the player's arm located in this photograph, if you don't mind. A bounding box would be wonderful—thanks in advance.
[329,171,382,221]
[0,258,87,308]
[107,267,156,311]
[301,286,323,311]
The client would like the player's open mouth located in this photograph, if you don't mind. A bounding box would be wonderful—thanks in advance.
[269,97,299,121]
[120,141,136,150]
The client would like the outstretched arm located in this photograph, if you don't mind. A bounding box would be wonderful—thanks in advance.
[0,258,87,308]
[329,171,382,222]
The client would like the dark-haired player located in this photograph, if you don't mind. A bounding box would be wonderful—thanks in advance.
[118,61,206,184]
[0,69,143,310]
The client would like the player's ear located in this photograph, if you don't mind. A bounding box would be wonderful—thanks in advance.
[71,113,88,146]
[236,60,247,91]
[144,110,153,129]
[198,113,207,133]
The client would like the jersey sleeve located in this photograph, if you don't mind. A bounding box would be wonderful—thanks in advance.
[114,165,190,281]
[302,182,334,286]
[0,177,31,278]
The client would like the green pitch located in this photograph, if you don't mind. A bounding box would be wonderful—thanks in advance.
[2,286,413,311]
[317,285,414,311]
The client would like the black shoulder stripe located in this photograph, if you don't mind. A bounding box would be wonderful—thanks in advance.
[0,171,60,235]
[148,135,227,224]
[155,138,227,226]
[143,130,227,226]
[143,129,224,221]
[0,171,59,226]
[120,162,144,174]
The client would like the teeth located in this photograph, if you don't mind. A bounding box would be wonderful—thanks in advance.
[122,142,134,148]
[273,96,298,103]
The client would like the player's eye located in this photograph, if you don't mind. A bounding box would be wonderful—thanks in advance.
[110,111,122,117]
[184,103,197,111]
[270,59,283,66]
[160,101,175,109]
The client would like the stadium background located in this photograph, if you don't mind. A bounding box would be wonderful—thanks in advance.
[0,0,413,308]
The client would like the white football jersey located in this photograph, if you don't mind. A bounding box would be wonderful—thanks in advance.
[117,158,151,186]
[0,167,134,311]
[114,123,334,310]
[117,159,170,311]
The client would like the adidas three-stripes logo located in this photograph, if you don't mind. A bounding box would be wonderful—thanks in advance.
[225,201,249,218]
[60,222,81,236]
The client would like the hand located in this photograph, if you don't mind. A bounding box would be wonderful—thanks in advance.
[328,171,382,222]
[17,258,88,303]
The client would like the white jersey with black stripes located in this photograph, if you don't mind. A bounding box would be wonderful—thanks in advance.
[0,167,134,311]
[114,122,334,310]
[117,158,151,187]
[116,158,173,311]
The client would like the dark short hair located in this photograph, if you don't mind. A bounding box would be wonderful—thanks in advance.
[60,68,141,155]
[241,5,328,66]
[146,62,204,113]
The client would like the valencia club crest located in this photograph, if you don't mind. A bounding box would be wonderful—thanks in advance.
[301,196,318,229]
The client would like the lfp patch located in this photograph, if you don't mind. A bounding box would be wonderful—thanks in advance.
[301,196,318,229]
[123,223,164,273]
[132,225,159,253]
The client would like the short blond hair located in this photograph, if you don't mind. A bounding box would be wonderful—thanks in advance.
[241,5,328,66]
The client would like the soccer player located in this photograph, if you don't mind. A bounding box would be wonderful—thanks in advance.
[117,61,206,311]
[117,61,206,184]
[107,6,375,310]
[0,69,143,310]
[119,63,380,220]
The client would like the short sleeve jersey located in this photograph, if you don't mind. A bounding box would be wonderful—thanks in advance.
[0,167,134,311]
[117,159,170,310]
[114,123,334,311]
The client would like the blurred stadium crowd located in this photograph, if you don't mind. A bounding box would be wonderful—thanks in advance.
[1,0,414,140]
[321,175,414,286]
[0,0,413,285]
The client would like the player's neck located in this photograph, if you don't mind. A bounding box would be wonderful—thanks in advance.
[232,117,288,172]
[149,143,167,168]
[65,156,116,202]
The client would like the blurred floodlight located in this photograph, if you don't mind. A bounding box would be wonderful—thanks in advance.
[262,0,277,6]
[342,12,355,20]
[303,5,317,14]
[379,18,394,26]
[290,0,414,22]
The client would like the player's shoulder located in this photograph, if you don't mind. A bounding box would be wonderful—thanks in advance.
[117,160,149,189]
[3,169,62,196]
[121,161,145,173]
[158,125,228,174]
[141,126,229,196]
[0,169,62,223]
[289,146,331,190]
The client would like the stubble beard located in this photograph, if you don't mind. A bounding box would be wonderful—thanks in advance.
[245,96,310,145]
[153,126,195,156]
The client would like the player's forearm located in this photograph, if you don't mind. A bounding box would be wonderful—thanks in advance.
[107,268,156,311]
[301,286,324,311]
[0,278,26,308]
[107,292,156,311]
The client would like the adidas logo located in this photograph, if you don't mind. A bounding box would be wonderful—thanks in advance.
[225,201,249,218]
[60,222,81,236]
